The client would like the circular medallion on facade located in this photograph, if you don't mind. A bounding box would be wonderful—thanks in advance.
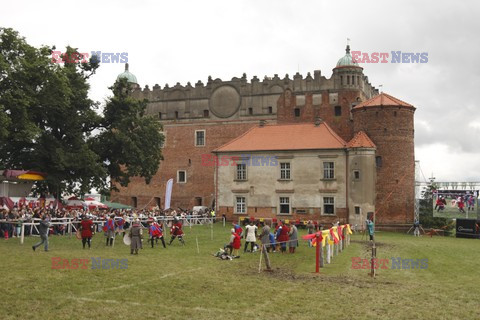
[209,85,241,118]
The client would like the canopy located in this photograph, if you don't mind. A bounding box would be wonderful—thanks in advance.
[102,201,132,210]
[65,198,87,210]
[2,170,46,180]
[0,197,14,210]
[85,199,108,210]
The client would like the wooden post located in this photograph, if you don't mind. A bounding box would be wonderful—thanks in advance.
[315,234,320,273]
[320,243,324,268]
[20,223,25,244]
[370,243,377,277]
[326,242,331,264]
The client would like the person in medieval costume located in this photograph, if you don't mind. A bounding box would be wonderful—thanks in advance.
[129,218,143,254]
[288,223,298,253]
[103,214,116,246]
[32,215,51,252]
[149,218,166,248]
[244,221,257,253]
[226,228,241,256]
[276,222,290,253]
[80,214,93,249]
[169,217,185,245]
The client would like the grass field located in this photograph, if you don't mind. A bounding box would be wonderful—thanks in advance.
[1,223,479,320]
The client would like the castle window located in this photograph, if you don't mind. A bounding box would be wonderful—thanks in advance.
[375,156,383,168]
[354,170,360,180]
[279,197,290,215]
[334,106,342,116]
[177,170,187,183]
[294,108,300,117]
[248,107,253,115]
[280,162,291,180]
[203,110,209,117]
[236,163,247,180]
[340,76,343,85]
[268,106,273,114]
[394,111,397,117]
[347,76,350,85]
[235,196,246,214]
[352,76,355,85]
[323,162,335,179]
[131,197,137,208]
[174,111,179,119]
[323,197,335,215]
[158,112,162,119]
[195,130,205,146]
[154,197,161,208]
[355,206,361,215]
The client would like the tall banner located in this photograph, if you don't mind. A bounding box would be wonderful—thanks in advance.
[164,178,173,210]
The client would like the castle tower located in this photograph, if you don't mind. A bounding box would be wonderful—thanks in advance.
[332,44,364,91]
[116,63,140,89]
[352,93,416,225]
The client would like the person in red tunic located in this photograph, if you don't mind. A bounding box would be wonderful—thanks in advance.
[226,228,241,256]
[148,218,166,248]
[168,218,185,245]
[80,215,93,249]
[276,221,290,253]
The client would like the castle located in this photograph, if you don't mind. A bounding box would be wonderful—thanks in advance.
[111,45,416,228]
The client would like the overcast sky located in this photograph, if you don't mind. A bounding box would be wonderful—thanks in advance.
[3,0,480,183]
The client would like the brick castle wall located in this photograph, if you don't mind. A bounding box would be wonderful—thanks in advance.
[353,106,415,224]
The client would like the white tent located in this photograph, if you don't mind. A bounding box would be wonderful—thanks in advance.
[65,196,87,210]
[84,197,108,210]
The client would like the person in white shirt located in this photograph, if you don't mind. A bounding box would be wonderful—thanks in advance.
[243,221,257,253]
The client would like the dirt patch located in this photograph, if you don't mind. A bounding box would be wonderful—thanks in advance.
[255,267,398,289]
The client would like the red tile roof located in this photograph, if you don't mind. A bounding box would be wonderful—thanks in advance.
[353,92,414,110]
[214,122,347,152]
[347,131,376,148]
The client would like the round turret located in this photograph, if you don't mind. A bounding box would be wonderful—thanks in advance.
[352,93,416,224]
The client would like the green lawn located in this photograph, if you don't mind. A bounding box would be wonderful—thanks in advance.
[1,224,479,320]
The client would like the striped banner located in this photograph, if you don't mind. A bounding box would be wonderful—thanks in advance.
[164,178,173,210]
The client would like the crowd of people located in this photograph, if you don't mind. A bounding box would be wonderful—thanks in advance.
[1,204,345,261]
[0,205,216,255]
[225,218,325,256]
